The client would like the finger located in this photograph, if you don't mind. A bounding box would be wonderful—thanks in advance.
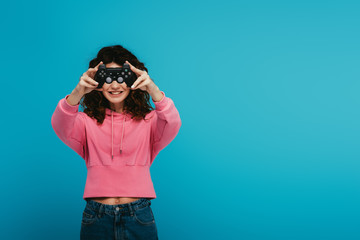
[80,81,95,89]
[84,71,95,80]
[87,61,103,73]
[131,74,147,89]
[125,60,145,76]
[82,75,98,85]
[82,75,99,86]
[86,61,103,77]
[135,79,151,90]
[86,69,96,78]
[95,61,103,71]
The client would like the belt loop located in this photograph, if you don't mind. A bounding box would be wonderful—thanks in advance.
[98,204,103,218]
[128,202,134,216]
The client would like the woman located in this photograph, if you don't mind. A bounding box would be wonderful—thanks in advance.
[51,45,182,239]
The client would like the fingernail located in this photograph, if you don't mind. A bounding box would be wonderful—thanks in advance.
[131,85,134,88]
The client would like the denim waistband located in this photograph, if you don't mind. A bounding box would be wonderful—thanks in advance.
[85,198,151,216]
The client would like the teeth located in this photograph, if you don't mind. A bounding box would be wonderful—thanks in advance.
[110,91,122,95]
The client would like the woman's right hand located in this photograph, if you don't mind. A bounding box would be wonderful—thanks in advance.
[75,61,104,95]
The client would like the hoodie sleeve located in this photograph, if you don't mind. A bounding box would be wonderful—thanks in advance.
[51,94,86,159]
[150,91,182,162]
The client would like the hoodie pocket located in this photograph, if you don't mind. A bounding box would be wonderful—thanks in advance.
[125,145,150,166]
[125,157,149,166]
[123,130,151,166]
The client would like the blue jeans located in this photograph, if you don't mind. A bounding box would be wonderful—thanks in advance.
[80,198,159,240]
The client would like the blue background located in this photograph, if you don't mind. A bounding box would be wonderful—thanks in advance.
[1,0,359,239]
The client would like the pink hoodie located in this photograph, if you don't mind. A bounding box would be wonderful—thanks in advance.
[51,91,181,200]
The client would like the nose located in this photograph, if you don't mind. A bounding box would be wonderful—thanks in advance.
[109,80,127,89]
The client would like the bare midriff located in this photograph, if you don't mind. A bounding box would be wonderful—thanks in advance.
[87,197,141,205]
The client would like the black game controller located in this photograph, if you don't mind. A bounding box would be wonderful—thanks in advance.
[94,63,137,88]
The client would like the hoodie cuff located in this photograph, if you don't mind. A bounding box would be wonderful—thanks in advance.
[61,94,80,114]
[153,91,168,108]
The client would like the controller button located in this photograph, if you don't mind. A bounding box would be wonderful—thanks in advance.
[118,77,124,82]
[106,77,112,83]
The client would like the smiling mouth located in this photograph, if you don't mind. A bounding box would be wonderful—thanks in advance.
[109,91,123,95]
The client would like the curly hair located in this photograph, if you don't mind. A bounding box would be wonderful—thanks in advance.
[80,45,154,125]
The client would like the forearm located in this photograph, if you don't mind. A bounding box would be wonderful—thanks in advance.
[148,86,164,102]
[66,89,84,106]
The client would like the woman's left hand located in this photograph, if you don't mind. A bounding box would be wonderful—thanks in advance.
[125,60,157,93]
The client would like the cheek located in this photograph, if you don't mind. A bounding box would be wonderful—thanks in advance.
[102,92,116,102]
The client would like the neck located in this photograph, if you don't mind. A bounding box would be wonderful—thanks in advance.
[111,108,123,114]
[110,103,124,113]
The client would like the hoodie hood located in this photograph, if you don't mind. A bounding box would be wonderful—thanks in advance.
[105,108,132,159]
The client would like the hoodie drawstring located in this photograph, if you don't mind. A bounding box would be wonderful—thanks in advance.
[121,117,124,154]
[111,110,125,160]
[112,111,114,159]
